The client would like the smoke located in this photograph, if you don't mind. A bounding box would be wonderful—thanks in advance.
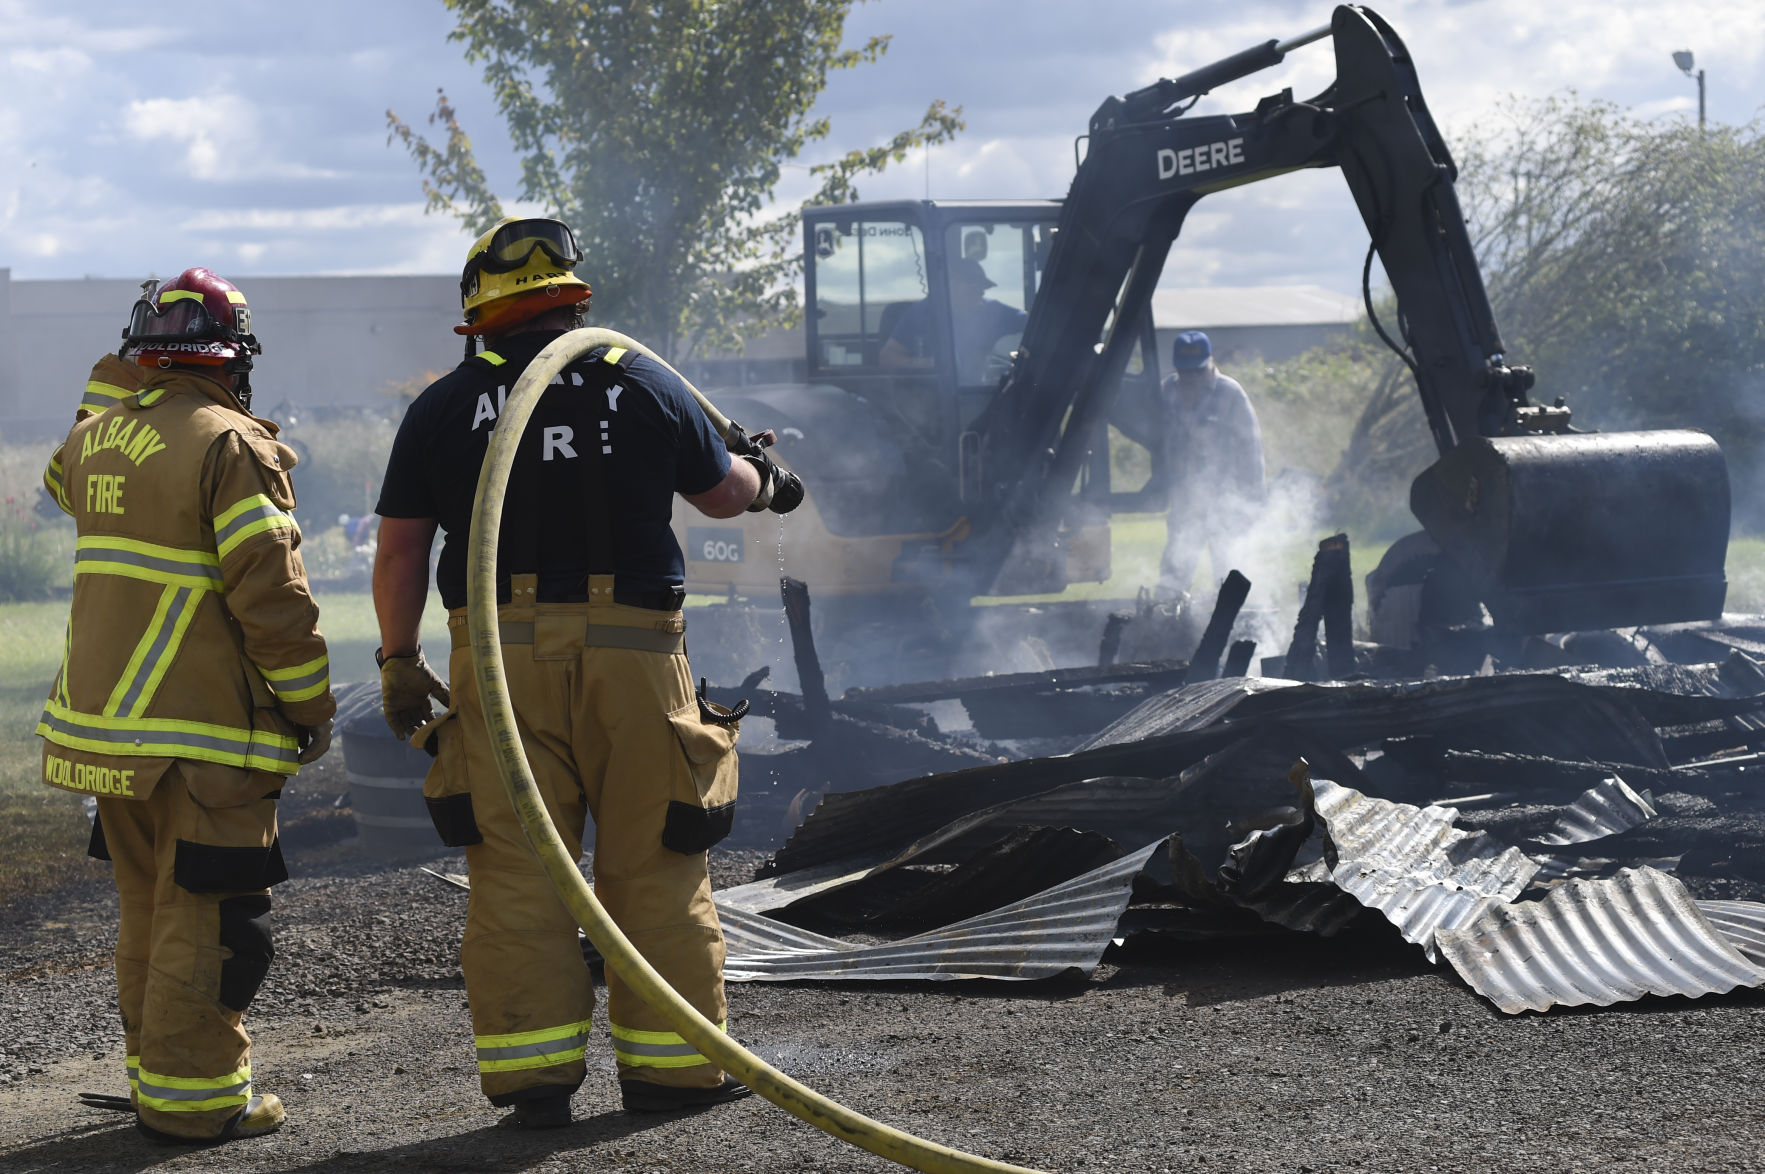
[1221,467,1328,663]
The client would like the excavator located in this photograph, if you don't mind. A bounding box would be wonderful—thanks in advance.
[673,4,1730,683]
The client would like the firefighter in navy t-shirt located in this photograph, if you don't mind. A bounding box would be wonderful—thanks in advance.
[371,217,800,1128]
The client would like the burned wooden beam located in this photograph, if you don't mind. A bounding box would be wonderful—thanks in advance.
[1285,534,1354,681]
[1222,639,1257,678]
[1098,612,1129,667]
[1183,570,1251,684]
[780,576,831,736]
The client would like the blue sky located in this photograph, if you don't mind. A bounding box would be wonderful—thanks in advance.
[2,0,1759,296]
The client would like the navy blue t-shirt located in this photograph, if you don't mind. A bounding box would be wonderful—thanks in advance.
[375,330,730,608]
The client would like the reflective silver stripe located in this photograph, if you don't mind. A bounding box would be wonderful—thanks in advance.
[75,545,224,587]
[267,663,328,696]
[112,586,197,716]
[476,1029,592,1064]
[38,706,299,770]
[612,1038,703,1060]
[135,1075,250,1102]
[214,499,292,559]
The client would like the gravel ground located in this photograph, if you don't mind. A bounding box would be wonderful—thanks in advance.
[3,757,1764,1173]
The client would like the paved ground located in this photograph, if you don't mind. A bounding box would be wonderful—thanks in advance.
[2,761,1763,1174]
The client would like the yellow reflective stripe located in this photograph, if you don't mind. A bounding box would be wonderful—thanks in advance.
[213,493,275,530]
[225,290,247,304]
[609,1020,722,1069]
[82,379,133,413]
[479,350,506,366]
[474,1018,595,1050]
[135,1063,250,1113]
[259,653,327,682]
[258,654,329,703]
[131,587,202,714]
[216,515,295,561]
[104,585,178,716]
[136,389,166,406]
[127,1054,140,1092]
[136,1063,250,1090]
[74,536,223,591]
[38,700,300,774]
[158,290,204,305]
[474,1017,594,1073]
[56,624,71,708]
[602,346,627,365]
[215,493,296,561]
[43,457,70,513]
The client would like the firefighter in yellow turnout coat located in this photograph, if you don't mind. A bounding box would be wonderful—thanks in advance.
[39,268,334,1144]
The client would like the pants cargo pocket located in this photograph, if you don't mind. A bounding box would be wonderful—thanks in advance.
[416,709,482,847]
[662,700,739,854]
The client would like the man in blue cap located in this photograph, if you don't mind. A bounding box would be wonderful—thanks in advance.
[1157,330,1265,598]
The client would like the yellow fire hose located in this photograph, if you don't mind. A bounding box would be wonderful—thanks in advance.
[466,328,1051,1174]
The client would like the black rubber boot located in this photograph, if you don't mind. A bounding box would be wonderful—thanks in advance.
[620,1077,751,1114]
[498,1093,572,1129]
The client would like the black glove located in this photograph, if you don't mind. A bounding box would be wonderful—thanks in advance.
[296,718,333,765]
[742,453,804,515]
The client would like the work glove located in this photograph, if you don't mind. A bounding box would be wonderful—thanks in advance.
[378,648,451,741]
[296,718,333,765]
[741,453,805,515]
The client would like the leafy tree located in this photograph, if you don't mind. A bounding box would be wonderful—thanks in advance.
[388,0,962,361]
[1330,96,1765,529]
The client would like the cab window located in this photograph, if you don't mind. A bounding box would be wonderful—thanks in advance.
[937,221,1053,386]
[810,220,929,370]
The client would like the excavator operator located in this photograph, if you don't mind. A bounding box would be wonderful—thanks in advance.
[880,256,1027,384]
[372,216,797,1128]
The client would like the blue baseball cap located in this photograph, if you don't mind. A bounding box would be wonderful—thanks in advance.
[1171,330,1212,370]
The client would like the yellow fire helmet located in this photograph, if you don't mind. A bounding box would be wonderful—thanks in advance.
[456,216,592,336]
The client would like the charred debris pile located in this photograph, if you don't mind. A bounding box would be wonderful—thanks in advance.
[704,570,1765,1015]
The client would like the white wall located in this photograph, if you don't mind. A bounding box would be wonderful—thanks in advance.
[1,272,463,437]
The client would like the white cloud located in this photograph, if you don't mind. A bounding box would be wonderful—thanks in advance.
[181,203,433,233]
[123,95,340,183]
[3,0,1762,288]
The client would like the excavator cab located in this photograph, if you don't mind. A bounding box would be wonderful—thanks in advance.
[801,201,1139,591]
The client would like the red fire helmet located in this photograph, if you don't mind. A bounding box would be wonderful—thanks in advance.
[124,267,262,369]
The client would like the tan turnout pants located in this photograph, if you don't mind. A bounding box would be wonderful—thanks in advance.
[95,764,281,1139]
[425,577,737,1107]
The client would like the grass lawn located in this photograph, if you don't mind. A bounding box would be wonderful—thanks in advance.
[0,589,448,905]
[974,512,1395,619]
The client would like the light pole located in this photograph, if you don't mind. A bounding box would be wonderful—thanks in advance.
[1672,50,1706,130]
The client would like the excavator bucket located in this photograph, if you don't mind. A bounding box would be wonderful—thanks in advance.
[1410,430,1730,634]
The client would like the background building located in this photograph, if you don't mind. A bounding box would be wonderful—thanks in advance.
[0,269,1359,438]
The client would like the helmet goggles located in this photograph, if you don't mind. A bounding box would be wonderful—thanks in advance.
[124,288,260,356]
[461,217,584,300]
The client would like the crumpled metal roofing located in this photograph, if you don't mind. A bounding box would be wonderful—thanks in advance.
[1309,778,1539,961]
[1435,867,1765,1013]
[1696,899,1765,967]
[718,839,1163,981]
[1527,776,1657,847]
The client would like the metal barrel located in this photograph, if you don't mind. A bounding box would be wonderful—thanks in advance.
[341,726,443,858]
[1410,429,1730,634]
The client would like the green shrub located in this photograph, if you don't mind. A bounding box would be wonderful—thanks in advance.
[0,501,65,602]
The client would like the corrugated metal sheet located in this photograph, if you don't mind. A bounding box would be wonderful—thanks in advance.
[718,839,1163,982]
[1529,777,1657,847]
[1697,899,1765,967]
[1435,867,1765,1013]
[1310,779,1539,960]
[1528,854,1682,888]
